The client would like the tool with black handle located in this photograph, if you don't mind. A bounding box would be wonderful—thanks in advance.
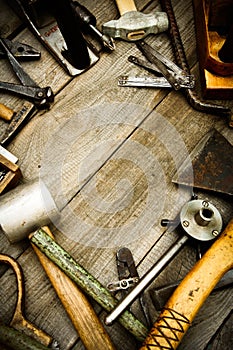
[71,1,115,51]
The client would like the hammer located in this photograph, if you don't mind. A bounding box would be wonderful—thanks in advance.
[102,0,168,41]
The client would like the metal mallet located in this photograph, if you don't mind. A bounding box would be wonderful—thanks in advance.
[102,0,168,41]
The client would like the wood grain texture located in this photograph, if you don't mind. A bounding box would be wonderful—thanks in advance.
[0,0,232,349]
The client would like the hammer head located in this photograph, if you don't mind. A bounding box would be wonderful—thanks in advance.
[102,11,168,41]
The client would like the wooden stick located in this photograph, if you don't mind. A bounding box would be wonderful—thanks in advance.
[31,227,116,350]
[29,228,148,342]
[0,103,14,121]
[115,0,137,15]
[140,218,233,349]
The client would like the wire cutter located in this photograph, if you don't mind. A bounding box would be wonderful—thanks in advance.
[0,38,41,60]
[118,40,195,90]
[0,37,54,108]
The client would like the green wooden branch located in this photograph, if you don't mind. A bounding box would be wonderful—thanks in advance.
[30,228,148,342]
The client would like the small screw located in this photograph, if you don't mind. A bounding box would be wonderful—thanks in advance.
[202,200,209,208]
[183,220,189,227]
[37,91,44,97]
[212,230,219,237]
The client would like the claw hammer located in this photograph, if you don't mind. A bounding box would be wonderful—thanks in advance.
[102,0,168,41]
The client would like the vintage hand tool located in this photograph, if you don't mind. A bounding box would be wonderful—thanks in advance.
[0,103,14,121]
[71,1,115,51]
[150,268,233,310]
[9,0,99,76]
[31,226,116,350]
[102,0,168,41]
[0,38,41,60]
[0,37,54,108]
[172,129,233,196]
[29,228,149,342]
[139,218,233,349]
[105,197,223,326]
[108,247,151,327]
[160,0,233,125]
[0,253,58,348]
[0,101,36,146]
[0,180,60,243]
[118,41,195,90]
[0,145,22,194]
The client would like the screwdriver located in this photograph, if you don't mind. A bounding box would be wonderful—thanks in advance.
[71,1,115,51]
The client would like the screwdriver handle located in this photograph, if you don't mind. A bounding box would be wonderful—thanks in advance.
[31,227,116,350]
[72,1,97,29]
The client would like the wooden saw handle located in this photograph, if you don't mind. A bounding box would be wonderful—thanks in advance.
[115,0,137,15]
[140,218,233,349]
[31,227,115,350]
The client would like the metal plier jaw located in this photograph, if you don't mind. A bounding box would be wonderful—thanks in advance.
[0,38,41,60]
[0,37,54,108]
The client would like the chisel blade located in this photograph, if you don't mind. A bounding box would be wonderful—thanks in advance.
[172,129,233,196]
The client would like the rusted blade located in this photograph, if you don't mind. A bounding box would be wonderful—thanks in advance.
[173,129,233,196]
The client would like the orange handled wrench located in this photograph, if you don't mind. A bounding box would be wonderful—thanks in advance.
[140,218,233,349]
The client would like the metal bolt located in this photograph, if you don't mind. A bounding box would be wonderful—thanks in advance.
[37,91,44,97]
[212,230,219,237]
[183,220,189,227]
[202,200,209,208]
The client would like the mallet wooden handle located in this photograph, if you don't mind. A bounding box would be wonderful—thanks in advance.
[31,227,115,350]
[140,219,233,349]
[115,0,137,15]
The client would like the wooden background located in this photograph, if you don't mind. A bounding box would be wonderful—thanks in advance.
[0,0,232,349]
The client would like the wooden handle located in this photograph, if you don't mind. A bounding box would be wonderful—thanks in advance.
[115,0,137,15]
[0,103,14,121]
[31,227,116,350]
[140,219,233,349]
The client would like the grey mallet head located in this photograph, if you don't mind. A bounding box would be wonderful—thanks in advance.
[102,11,169,41]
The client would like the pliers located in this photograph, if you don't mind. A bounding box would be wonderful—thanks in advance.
[119,40,195,90]
[0,37,54,108]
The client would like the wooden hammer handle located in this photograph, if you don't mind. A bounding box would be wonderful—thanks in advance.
[115,0,137,15]
[140,219,233,349]
[31,227,115,350]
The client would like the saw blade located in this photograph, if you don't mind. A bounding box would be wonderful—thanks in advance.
[172,129,233,196]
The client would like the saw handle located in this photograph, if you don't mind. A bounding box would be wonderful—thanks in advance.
[115,0,137,15]
[140,218,233,349]
[31,227,115,350]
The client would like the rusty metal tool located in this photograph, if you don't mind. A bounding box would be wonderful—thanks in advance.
[150,268,233,310]
[0,37,54,108]
[0,38,41,60]
[9,0,99,76]
[0,145,22,194]
[105,198,223,326]
[102,0,168,42]
[31,226,116,350]
[0,253,58,348]
[118,41,195,90]
[71,1,115,51]
[29,228,149,342]
[139,218,233,349]
[108,247,151,327]
[172,129,233,196]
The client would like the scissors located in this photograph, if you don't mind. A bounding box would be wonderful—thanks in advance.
[0,38,41,60]
[0,253,59,348]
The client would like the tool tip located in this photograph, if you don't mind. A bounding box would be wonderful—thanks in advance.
[102,34,116,51]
